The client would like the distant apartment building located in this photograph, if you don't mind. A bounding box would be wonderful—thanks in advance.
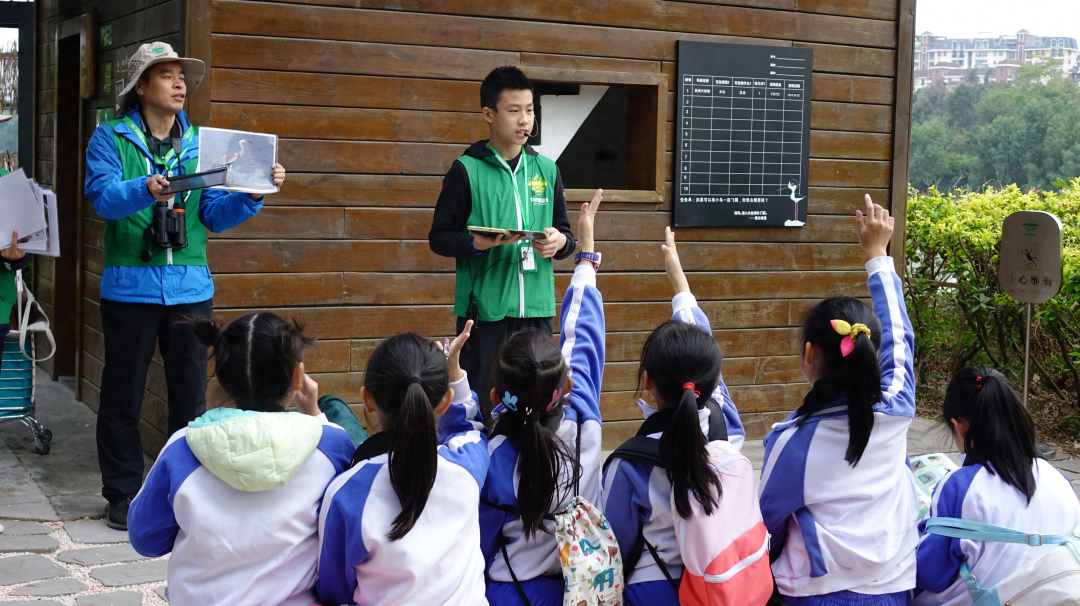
[913,30,1079,90]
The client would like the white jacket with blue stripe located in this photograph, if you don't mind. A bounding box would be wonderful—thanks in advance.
[316,384,489,606]
[480,264,606,583]
[913,458,1080,606]
[127,409,355,606]
[759,256,920,597]
[600,290,745,590]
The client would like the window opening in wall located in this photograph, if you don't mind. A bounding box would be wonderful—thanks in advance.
[522,70,664,202]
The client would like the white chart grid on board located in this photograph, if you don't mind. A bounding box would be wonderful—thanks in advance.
[678,75,806,199]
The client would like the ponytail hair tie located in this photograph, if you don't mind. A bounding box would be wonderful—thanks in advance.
[830,319,872,357]
[407,376,422,386]
[975,376,983,390]
[682,382,701,397]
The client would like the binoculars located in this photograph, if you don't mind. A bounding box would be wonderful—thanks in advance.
[140,199,188,262]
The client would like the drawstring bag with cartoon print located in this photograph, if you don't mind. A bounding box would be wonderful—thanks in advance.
[555,496,623,606]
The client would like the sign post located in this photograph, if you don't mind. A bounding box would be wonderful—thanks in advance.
[998,211,1063,405]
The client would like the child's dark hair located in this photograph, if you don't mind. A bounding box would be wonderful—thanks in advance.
[480,66,533,110]
[637,320,723,519]
[364,332,449,541]
[490,328,576,538]
[797,297,882,466]
[944,366,1037,502]
[192,313,315,412]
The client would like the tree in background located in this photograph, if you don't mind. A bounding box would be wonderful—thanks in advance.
[910,62,1080,192]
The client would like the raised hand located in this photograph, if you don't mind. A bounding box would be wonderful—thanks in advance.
[661,226,690,295]
[294,364,321,417]
[576,188,603,260]
[437,319,473,383]
[855,194,894,261]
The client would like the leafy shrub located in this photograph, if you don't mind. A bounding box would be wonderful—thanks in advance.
[905,180,1080,422]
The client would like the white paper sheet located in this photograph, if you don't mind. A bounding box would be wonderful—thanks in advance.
[196,127,280,195]
[21,188,59,257]
[0,170,48,249]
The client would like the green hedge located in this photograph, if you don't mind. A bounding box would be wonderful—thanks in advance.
[905,180,1080,417]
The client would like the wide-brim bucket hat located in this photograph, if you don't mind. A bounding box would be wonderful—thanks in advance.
[115,41,205,111]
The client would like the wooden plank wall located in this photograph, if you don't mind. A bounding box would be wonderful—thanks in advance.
[195,0,913,451]
[38,0,915,456]
[35,0,188,455]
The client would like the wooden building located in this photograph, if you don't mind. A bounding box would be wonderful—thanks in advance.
[33,0,916,456]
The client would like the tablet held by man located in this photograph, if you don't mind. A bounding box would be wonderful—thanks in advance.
[429,66,577,419]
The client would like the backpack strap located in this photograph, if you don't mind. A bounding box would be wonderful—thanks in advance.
[574,409,583,495]
[349,430,392,468]
[500,534,534,606]
[924,518,1080,604]
[602,436,673,587]
[603,436,662,472]
[481,412,584,606]
[924,517,1080,547]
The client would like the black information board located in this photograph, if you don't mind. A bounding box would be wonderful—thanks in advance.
[674,41,813,228]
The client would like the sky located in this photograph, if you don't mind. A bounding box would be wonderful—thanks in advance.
[915,0,1080,41]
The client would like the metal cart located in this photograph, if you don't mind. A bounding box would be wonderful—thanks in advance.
[0,270,54,454]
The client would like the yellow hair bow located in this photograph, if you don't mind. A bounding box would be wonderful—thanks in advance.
[830,320,871,357]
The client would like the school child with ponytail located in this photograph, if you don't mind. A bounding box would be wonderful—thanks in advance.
[316,322,490,605]
[913,367,1080,606]
[127,313,355,606]
[479,189,606,606]
[758,195,919,605]
[601,226,771,606]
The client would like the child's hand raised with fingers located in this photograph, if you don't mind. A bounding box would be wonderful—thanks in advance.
[437,320,473,383]
[662,226,690,295]
[855,194,894,261]
[576,189,603,255]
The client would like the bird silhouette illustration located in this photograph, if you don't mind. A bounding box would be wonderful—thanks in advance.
[783,179,806,227]
[212,139,254,169]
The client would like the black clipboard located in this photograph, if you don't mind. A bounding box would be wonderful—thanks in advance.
[161,166,230,195]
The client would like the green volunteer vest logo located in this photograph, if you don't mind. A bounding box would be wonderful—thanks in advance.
[455,149,559,321]
[102,117,208,268]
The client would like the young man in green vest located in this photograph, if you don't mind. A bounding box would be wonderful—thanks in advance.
[430,66,598,420]
[84,42,286,529]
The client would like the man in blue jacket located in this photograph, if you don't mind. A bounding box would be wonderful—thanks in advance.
[84,42,285,529]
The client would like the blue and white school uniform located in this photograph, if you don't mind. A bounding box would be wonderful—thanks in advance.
[316,381,489,606]
[127,409,354,606]
[759,256,920,603]
[914,458,1080,606]
[481,264,605,606]
[600,291,744,606]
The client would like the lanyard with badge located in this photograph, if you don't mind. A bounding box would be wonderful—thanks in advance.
[121,115,192,206]
[487,143,537,273]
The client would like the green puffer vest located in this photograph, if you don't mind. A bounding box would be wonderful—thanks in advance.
[455,147,558,321]
[103,116,208,267]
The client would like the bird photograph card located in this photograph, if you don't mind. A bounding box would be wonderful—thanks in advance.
[197,127,279,195]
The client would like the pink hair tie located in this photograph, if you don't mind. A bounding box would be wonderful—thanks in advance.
[546,388,563,412]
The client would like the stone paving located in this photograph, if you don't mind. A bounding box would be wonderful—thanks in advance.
[0,520,168,604]
[1,372,167,604]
